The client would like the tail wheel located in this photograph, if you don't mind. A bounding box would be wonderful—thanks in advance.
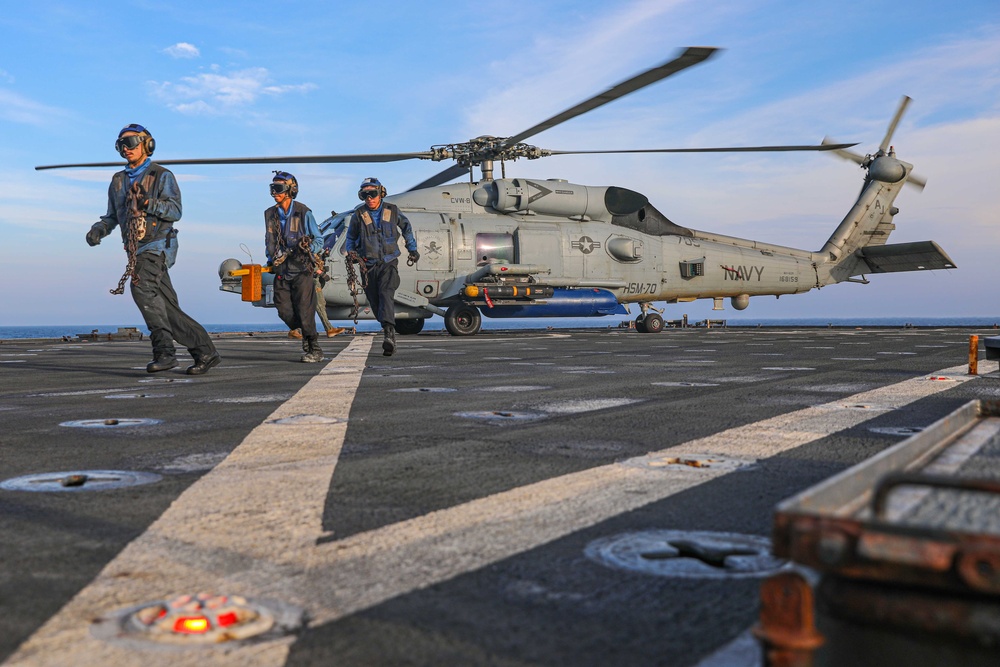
[395,318,425,335]
[642,313,664,333]
[445,304,482,336]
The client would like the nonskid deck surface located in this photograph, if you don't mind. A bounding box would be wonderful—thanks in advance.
[0,327,996,666]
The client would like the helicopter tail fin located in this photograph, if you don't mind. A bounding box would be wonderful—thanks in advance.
[814,95,953,284]
[815,178,955,284]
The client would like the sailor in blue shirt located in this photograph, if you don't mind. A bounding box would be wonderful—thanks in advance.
[264,171,325,362]
[86,123,220,375]
[344,177,418,356]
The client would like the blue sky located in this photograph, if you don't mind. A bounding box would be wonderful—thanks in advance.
[1,0,997,325]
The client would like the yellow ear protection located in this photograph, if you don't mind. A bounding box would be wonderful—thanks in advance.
[271,170,299,199]
[115,124,155,158]
[357,177,387,200]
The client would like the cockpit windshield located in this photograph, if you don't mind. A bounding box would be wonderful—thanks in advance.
[319,210,351,252]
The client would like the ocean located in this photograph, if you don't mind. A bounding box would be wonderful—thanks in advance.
[1,317,997,340]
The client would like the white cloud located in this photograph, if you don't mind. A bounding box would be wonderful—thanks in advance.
[462,0,701,136]
[0,68,13,84]
[164,42,200,59]
[0,88,68,125]
[149,67,317,115]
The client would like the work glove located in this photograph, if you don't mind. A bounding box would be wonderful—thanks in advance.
[346,250,361,263]
[86,222,107,247]
[407,250,420,265]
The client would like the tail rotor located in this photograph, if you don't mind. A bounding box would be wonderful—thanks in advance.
[824,95,926,190]
[879,95,911,154]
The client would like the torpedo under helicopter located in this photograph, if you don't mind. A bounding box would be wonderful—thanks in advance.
[37,47,955,336]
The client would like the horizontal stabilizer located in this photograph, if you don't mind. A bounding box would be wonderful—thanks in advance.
[857,241,956,273]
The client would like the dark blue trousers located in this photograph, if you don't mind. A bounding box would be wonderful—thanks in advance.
[130,251,217,362]
[274,271,319,339]
[362,259,400,327]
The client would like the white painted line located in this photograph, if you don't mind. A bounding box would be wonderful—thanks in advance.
[293,365,974,627]
[6,362,973,666]
[5,336,372,666]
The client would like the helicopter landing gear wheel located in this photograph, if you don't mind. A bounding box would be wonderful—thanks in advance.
[641,313,664,333]
[395,318,425,335]
[445,304,481,336]
[635,316,648,333]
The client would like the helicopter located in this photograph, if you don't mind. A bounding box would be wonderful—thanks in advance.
[38,47,955,336]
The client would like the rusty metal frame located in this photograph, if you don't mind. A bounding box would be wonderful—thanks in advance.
[773,400,1000,595]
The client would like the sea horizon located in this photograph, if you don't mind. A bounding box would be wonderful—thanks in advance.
[0,316,998,340]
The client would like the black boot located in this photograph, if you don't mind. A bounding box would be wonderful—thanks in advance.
[146,356,178,373]
[301,337,324,363]
[382,324,396,356]
[186,353,221,375]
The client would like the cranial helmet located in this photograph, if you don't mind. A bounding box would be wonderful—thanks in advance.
[115,123,155,158]
[271,170,299,198]
[358,177,386,200]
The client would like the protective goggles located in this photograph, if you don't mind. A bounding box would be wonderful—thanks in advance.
[115,134,145,151]
[360,189,380,199]
[269,182,292,195]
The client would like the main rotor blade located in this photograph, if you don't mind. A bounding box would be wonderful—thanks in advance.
[35,152,435,171]
[821,136,866,164]
[879,95,912,154]
[406,164,471,192]
[547,142,857,156]
[499,46,720,151]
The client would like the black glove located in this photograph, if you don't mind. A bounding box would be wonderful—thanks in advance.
[86,223,106,247]
[407,250,420,264]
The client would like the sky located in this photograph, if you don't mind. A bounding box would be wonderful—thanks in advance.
[1,0,997,326]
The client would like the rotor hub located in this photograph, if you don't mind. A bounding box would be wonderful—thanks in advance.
[430,137,551,167]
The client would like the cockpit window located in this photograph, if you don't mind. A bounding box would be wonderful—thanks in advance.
[319,210,350,236]
[319,210,351,255]
[612,203,693,237]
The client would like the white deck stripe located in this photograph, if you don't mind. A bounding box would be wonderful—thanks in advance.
[297,366,974,624]
[5,336,373,667]
[5,363,972,666]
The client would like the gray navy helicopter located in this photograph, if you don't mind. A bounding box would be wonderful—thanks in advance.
[38,47,955,336]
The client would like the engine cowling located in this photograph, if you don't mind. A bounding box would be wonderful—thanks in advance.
[473,178,647,220]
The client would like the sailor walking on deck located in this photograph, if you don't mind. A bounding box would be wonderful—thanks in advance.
[345,177,418,356]
[264,171,325,363]
[85,123,220,375]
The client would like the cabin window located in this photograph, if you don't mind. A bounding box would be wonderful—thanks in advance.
[475,232,515,264]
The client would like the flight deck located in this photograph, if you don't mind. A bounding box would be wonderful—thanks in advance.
[1,326,998,666]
